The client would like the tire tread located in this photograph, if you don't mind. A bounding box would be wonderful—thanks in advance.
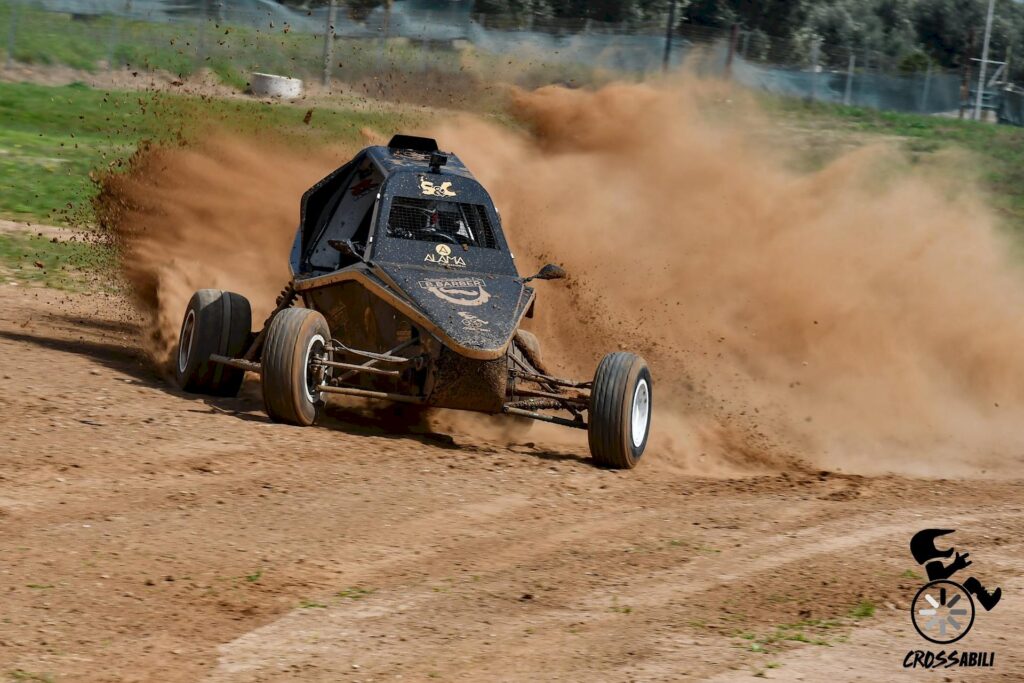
[262,308,329,426]
[588,352,650,469]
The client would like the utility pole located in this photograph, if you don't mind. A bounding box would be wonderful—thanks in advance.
[974,0,996,120]
[662,0,676,73]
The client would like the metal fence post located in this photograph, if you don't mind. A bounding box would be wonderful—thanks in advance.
[377,0,392,71]
[725,23,738,78]
[920,61,933,112]
[809,37,821,102]
[843,51,855,105]
[661,0,676,73]
[4,0,19,71]
[419,11,429,74]
[107,8,121,71]
[196,0,209,67]
[322,0,336,87]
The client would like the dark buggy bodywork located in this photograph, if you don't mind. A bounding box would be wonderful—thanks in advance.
[174,135,652,468]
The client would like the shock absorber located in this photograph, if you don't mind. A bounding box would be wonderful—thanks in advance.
[243,282,297,361]
[274,283,297,309]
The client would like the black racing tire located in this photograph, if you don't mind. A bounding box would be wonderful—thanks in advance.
[588,352,652,469]
[261,308,332,427]
[175,289,252,397]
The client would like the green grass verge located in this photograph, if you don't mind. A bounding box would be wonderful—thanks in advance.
[0,80,419,223]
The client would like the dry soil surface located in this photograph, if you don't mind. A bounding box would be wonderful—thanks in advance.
[0,253,1022,681]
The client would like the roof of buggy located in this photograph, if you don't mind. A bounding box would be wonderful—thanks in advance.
[363,135,477,181]
[295,135,484,269]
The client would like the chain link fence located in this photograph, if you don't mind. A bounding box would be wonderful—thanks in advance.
[0,0,1007,120]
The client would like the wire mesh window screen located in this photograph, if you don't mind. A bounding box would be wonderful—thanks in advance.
[387,196,498,249]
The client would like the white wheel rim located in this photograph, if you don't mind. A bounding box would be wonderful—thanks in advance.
[178,309,196,374]
[630,379,650,449]
[304,334,327,403]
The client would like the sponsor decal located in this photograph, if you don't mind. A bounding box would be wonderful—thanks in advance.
[424,243,467,268]
[420,177,457,197]
[418,278,491,307]
[350,165,379,198]
[457,311,489,331]
[350,177,378,198]
[902,529,1000,670]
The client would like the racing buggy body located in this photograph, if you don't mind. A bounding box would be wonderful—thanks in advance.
[174,135,652,468]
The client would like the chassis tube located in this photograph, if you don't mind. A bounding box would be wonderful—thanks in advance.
[317,384,425,404]
[503,406,588,430]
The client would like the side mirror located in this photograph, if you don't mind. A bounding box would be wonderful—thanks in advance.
[524,263,567,283]
[328,239,362,260]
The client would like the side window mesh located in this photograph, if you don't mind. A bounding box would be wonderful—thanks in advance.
[387,197,498,249]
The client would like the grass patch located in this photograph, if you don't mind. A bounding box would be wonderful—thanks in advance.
[8,671,55,683]
[337,586,375,600]
[736,618,840,652]
[901,569,922,580]
[0,232,113,291]
[849,600,876,619]
[298,599,328,609]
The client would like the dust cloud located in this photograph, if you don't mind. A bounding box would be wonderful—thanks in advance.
[98,78,1024,476]
[96,138,343,362]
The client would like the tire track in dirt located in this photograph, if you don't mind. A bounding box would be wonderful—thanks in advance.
[3,280,1023,682]
[208,505,1024,681]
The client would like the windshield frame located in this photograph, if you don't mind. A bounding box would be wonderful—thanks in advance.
[368,171,518,276]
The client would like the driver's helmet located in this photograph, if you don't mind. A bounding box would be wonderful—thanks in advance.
[423,201,456,238]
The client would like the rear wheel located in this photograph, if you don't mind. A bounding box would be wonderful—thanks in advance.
[261,308,332,426]
[588,352,651,469]
[175,289,251,396]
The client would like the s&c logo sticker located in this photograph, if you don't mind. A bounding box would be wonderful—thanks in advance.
[420,177,456,197]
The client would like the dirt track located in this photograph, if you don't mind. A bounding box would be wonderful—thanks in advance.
[1,257,1023,681]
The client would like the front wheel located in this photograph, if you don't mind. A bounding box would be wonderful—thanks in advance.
[261,308,332,426]
[588,352,652,469]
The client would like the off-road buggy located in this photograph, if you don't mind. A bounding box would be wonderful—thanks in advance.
[174,135,652,468]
